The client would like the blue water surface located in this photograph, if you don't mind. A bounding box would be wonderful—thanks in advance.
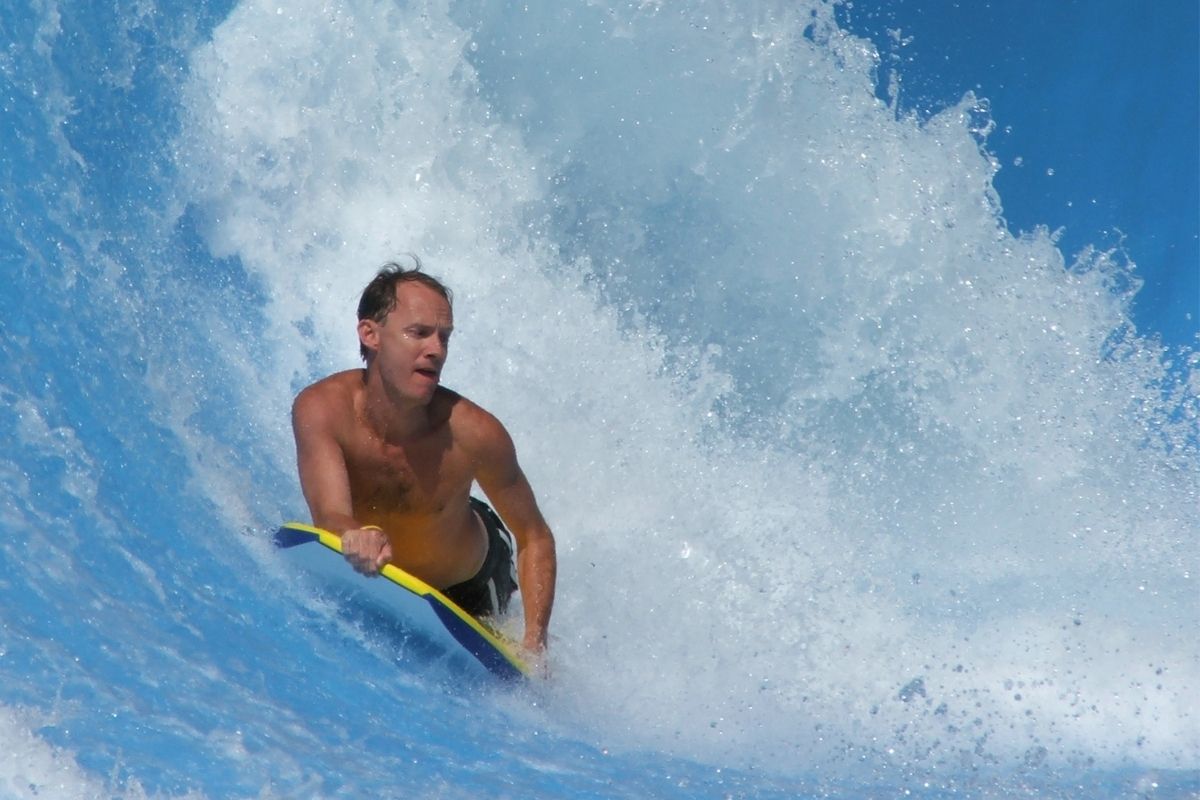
[842,0,1199,350]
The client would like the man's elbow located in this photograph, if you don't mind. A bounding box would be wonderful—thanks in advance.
[522,525,556,559]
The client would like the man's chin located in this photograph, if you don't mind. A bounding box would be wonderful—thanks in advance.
[413,381,440,403]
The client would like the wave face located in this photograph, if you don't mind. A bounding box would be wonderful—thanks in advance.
[1,0,1196,796]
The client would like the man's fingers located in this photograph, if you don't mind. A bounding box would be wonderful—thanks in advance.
[343,528,387,575]
[375,542,393,571]
[519,644,550,679]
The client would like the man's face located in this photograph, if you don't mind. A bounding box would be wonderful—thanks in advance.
[360,282,454,403]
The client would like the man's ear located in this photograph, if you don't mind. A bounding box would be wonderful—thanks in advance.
[357,318,380,356]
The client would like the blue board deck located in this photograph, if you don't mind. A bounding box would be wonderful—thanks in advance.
[275,522,529,681]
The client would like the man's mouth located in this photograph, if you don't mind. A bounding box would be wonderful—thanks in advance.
[415,368,440,380]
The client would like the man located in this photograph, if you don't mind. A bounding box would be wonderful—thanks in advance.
[291,262,556,655]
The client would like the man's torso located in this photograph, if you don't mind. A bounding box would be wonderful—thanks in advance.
[319,370,488,588]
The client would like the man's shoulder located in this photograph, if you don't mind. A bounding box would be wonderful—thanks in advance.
[436,388,501,431]
[293,370,362,419]
[438,389,509,445]
[301,369,362,395]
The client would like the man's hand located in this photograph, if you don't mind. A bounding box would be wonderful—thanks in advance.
[522,630,546,655]
[519,636,551,679]
[341,526,392,575]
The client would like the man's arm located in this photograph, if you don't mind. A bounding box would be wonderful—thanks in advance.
[469,412,557,654]
[292,384,391,574]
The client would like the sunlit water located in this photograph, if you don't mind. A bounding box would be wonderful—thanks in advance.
[1,1,1196,797]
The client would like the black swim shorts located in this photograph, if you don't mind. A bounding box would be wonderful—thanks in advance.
[442,498,518,618]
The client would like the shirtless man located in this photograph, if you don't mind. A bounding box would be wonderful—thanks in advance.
[291,263,556,654]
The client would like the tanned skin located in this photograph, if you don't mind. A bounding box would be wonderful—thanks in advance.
[291,282,556,655]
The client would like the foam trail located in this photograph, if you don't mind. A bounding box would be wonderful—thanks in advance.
[0,707,117,799]
[0,707,204,800]
[168,0,1198,782]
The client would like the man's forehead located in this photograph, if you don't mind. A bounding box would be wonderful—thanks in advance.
[391,282,453,321]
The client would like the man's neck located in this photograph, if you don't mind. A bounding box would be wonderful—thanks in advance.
[358,367,433,444]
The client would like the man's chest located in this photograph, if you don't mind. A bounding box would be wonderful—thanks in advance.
[344,435,473,513]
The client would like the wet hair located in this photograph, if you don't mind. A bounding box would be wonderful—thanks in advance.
[357,258,453,361]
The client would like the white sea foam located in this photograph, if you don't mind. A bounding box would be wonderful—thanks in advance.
[171,0,1198,778]
[0,707,111,800]
[0,705,204,800]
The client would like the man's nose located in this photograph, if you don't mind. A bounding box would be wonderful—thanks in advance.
[425,337,447,361]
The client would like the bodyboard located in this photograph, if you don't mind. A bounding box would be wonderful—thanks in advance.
[274,522,529,681]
